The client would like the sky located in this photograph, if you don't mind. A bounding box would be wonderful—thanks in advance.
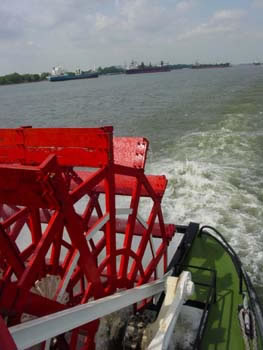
[0,0,263,75]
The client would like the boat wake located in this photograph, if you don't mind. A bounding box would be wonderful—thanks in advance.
[149,154,263,301]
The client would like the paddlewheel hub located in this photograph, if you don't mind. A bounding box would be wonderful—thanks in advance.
[0,126,176,349]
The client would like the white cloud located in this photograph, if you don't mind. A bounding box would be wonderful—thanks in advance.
[212,9,245,21]
[252,0,263,7]
[0,1,262,74]
[176,0,195,13]
[178,9,246,40]
[95,13,114,31]
[0,0,192,54]
[119,0,169,31]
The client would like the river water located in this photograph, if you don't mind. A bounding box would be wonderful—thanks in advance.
[0,65,263,300]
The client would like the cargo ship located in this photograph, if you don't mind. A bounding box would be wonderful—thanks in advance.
[0,126,262,350]
[191,62,230,69]
[125,61,171,74]
[47,66,98,82]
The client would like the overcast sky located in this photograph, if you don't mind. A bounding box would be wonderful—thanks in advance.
[1,0,263,75]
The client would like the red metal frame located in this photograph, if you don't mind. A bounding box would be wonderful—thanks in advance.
[0,126,176,349]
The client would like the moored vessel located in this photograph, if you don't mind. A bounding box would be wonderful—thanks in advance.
[0,126,262,350]
[191,62,230,69]
[47,66,98,82]
[125,61,171,74]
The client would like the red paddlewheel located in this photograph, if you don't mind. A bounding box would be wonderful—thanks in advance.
[0,127,175,349]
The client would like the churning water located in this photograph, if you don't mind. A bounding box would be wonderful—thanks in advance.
[0,64,262,300]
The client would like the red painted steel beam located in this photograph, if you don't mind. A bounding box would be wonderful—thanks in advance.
[17,211,63,289]
[1,207,28,231]
[128,206,159,282]
[0,165,59,209]
[0,127,114,167]
[113,137,149,169]
[37,209,176,240]
[86,216,176,239]
[0,226,25,279]
[119,179,142,279]
[70,167,107,203]
[104,166,117,292]
[74,171,168,198]
[0,280,66,318]
[47,157,105,299]
[0,316,17,350]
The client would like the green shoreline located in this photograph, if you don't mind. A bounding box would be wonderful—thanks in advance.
[0,64,192,86]
[0,72,49,86]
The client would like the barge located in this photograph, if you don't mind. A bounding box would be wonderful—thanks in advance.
[125,61,171,74]
[47,67,98,82]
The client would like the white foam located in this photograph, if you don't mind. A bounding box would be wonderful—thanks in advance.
[148,156,263,291]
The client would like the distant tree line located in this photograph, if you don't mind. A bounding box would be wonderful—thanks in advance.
[0,72,50,85]
[0,64,194,85]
